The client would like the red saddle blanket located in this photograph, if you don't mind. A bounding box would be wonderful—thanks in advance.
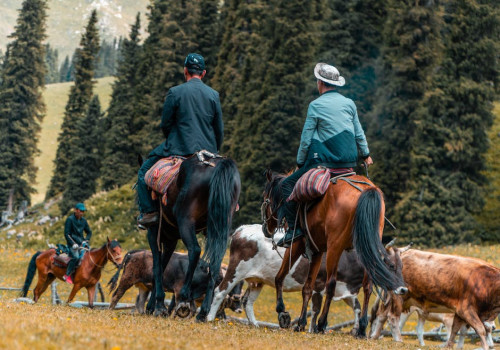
[144,157,185,206]
[287,167,353,202]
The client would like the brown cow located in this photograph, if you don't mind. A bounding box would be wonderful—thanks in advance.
[370,248,500,350]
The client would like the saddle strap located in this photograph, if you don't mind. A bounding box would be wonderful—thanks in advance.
[302,203,320,253]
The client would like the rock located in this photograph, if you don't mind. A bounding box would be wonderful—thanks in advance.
[6,229,16,238]
[37,215,51,225]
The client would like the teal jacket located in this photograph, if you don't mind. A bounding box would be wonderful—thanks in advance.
[297,90,369,168]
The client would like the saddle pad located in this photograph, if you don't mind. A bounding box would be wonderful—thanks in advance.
[52,254,83,269]
[287,167,331,202]
[144,157,184,206]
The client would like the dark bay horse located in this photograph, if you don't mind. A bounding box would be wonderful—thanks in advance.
[146,154,240,322]
[262,170,407,335]
[20,238,123,306]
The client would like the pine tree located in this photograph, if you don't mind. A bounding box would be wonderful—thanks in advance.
[195,0,221,83]
[396,0,499,246]
[44,43,59,84]
[61,96,103,214]
[95,39,118,78]
[0,0,47,210]
[59,55,70,82]
[100,14,143,190]
[47,10,100,200]
[368,0,441,219]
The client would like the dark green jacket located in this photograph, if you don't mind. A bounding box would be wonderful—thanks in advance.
[149,78,223,158]
[64,214,92,247]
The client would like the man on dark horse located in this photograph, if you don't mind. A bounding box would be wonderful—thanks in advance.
[277,63,374,248]
[136,53,223,227]
[63,202,92,284]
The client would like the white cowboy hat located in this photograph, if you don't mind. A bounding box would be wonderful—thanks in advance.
[314,63,345,87]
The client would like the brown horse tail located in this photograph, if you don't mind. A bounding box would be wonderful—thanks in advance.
[107,249,142,292]
[20,251,41,297]
[352,188,404,292]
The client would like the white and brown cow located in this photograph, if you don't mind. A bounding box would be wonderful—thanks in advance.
[207,224,366,332]
[370,248,500,350]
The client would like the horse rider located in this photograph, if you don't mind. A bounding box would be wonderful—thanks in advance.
[276,63,373,248]
[137,53,223,227]
[63,202,92,284]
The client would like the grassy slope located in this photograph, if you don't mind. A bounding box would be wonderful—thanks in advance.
[32,77,115,204]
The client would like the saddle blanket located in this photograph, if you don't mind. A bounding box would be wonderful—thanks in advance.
[287,167,353,202]
[52,253,83,269]
[144,156,185,206]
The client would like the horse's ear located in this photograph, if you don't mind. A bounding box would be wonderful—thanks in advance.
[107,236,111,244]
[265,169,273,182]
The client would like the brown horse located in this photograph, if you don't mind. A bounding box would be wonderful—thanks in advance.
[262,170,407,335]
[20,238,123,306]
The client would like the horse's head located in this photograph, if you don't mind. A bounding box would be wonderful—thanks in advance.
[106,237,123,267]
[261,169,286,238]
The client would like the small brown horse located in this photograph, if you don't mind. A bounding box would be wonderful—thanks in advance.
[262,170,407,335]
[20,238,123,306]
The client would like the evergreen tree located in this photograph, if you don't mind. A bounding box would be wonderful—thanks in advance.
[61,96,103,214]
[0,0,47,210]
[59,55,71,82]
[95,39,118,78]
[368,0,441,219]
[44,43,59,84]
[47,10,100,200]
[195,0,220,82]
[396,0,499,246]
[100,14,143,190]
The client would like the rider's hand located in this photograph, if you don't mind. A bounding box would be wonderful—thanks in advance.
[82,241,89,248]
[364,156,373,167]
[72,244,78,250]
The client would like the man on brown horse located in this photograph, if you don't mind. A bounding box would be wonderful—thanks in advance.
[136,53,223,227]
[277,63,373,248]
[63,202,92,284]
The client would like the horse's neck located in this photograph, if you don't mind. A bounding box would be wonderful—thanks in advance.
[87,246,107,269]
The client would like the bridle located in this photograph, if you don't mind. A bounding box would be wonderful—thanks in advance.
[85,244,122,269]
[260,197,283,237]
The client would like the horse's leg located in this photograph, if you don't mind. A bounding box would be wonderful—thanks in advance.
[295,252,323,332]
[147,226,168,317]
[176,218,201,316]
[309,291,323,333]
[356,272,373,338]
[33,273,54,303]
[196,250,224,322]
[67,284,82,303]
[316,248,343,333]
[167,294,176,316]
[87,284,96,308]
[244,283,263,327]
[275,239,305,328]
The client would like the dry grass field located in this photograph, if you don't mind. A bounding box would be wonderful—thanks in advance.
[0,243,498,349]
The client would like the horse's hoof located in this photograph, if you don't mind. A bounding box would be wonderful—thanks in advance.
[354,329,366,339]
[175,302,191,319]
[196,312,207,323]
[153,306,169,318]
[294,324,305,332]
[278,312,291,328]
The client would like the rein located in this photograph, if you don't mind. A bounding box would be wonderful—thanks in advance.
[85,245,121,272]
[261,197,285,260]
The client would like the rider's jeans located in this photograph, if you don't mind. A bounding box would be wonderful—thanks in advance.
[137,155,161,214]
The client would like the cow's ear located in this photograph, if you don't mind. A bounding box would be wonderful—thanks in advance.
[265,169,273,182]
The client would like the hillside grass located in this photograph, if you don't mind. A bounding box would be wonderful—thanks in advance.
[33,77,115,205]
[0,244,498,349]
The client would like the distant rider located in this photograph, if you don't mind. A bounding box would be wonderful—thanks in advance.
[63,202,92,284]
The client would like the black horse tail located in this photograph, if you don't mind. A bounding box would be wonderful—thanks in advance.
[353,188,403,292]
[203,159,240,270]
[20,251,41,297]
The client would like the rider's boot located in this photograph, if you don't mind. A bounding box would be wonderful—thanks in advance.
[276,226,305,248]
[63,274,73,284]
[137,212,159,226]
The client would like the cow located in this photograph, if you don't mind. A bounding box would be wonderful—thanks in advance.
[206,224,367,333]
[370,248,500,350]
[371,297,497,348]
[108,250,243,317]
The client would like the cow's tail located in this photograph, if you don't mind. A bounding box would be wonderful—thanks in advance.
[353,187,403,292]
[203,159,240,273]
[20,251,41,297]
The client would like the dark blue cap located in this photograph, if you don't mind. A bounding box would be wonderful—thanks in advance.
[184,53,205,71]
[75,203,86,211]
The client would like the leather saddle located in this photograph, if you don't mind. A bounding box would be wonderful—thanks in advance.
[52,253,83,269]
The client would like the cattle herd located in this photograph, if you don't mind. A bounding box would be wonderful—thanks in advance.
[101,224,500,350]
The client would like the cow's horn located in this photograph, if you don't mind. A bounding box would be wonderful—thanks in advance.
[385,238,396,249]
[400,242,414,252]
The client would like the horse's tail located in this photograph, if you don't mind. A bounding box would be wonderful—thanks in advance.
[352,187,403,292]
[20,251,41,297]
[203,158,240,268]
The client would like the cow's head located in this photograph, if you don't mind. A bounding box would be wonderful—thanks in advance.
[384,240,409,295]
